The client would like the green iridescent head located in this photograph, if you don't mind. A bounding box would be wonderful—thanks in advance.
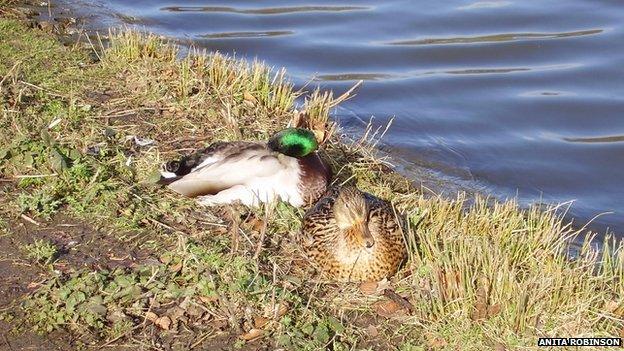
[267,128,319,157]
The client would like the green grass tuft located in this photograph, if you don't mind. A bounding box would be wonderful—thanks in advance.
[21,239,58,265]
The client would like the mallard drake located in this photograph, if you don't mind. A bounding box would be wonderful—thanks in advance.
[159,128,331,207]
[302,186,407,282]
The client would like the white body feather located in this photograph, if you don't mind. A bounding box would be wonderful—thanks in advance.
[197,155,304,207]
[162,146,305,207]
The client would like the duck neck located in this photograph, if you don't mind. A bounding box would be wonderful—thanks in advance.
[297,153,331,204]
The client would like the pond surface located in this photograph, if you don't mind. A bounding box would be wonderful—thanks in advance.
[69,0,624,236]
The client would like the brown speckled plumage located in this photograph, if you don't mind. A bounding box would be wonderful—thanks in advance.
[302,187,407,282]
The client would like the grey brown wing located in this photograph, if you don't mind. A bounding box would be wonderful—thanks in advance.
[161,141,264,181]
[188,142,265,173]
[365,193,406,238]
[301,189,336,239]
[166,145,286,197]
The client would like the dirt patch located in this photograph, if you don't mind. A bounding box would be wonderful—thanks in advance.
[0,213,153,305]
[0,323,74,351]
[0,207,156,350]
[0,225,42,309]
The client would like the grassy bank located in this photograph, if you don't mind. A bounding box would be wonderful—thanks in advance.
[0,14,622,350]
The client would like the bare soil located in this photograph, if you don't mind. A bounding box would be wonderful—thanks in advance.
[0,186,156,350]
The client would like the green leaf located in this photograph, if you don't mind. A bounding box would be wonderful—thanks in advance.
[327,316,345,334]
[23,153,34,167]
[58,287,71,300]
[75,291,86,303]
[0,148,10,160]
[66,297,78,311]
[87,303,107,317]
[146,170,162,184]
[114,274,134,288]
[40,129,53,146]
[276,335,291,347]
[68,148,81,160]
[281,315,292,326]
[50,148,68,171]
[301,323,314,336]
[104,127,117,138]
[313,323,330,344]
[84,313,95,326]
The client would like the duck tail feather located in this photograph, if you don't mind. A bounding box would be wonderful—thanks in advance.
[157,173,182,185]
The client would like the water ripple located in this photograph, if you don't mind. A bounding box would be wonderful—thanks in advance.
[519,91,577,97]
[160,6,369,15]
[312,63,578,82]
[198,31,293,39]
[563,135,624,143]
[445,67,530,75]
[457,1,512,10]
[387,29,603,46]
[313,73,397,81]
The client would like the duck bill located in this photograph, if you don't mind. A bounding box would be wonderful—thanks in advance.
[353,221,375,248]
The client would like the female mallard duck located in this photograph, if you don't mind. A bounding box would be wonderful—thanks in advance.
[159,128,331,207]
[302,186,407,282]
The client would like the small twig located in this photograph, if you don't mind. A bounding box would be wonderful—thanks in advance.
[20,214,40,226]
[163,136,212,145]
[143,266,160,288]
[97,323,144,348]
[84,33,102,62]
[329,80,363,108]
[148,217,177,232]
[94,112,137,120]
[208,271,242,333]
[226,206,240,252]
[18,80,67,99]
[270,262,278,320]
[238,227,254,247]
[96,31,105,53]
[13,173,58,179]
[2,332,13,351]
[301,280,322,321]
[0,61,21,88]
[141,297,157,327]
[190,331,215,349]
[252,204,271,260]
